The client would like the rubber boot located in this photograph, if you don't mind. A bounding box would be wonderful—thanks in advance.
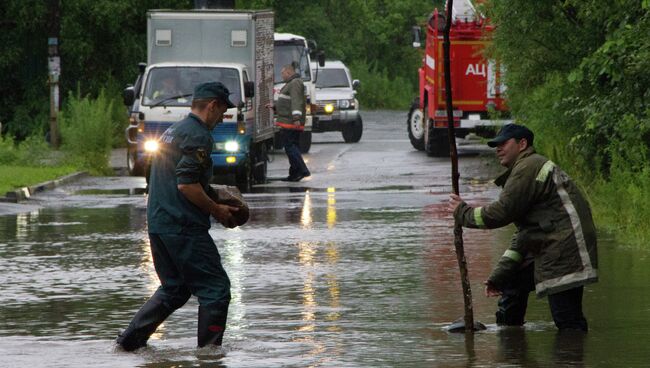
[116,295,174,351]
[197,304,229,347]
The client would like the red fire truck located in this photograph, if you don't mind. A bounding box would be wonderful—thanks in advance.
[407,0,509,156]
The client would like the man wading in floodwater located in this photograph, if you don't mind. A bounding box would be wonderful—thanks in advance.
[116,82,239,351]
[448,124,598,331]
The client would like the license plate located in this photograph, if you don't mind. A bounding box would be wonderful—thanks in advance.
[319,115,332,121]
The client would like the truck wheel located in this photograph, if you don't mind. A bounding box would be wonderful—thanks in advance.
[342,116,363,143]
[235,165,251,192]
[407,99,425,151]
[426,128,450,157]
[252,143,268,184]
[299,131,312,153]
[127,147,144,176]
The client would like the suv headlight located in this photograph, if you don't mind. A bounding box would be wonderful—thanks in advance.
[340,99,356,110]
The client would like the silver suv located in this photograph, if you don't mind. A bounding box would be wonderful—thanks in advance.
[311,60,362,143]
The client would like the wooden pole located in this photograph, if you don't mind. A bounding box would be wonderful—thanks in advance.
[443,0,476,332]
[47,0,61,149]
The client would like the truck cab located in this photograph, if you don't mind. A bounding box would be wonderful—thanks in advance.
[124,63,255,181]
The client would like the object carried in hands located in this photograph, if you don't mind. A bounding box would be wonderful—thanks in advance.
[209,184,250,227]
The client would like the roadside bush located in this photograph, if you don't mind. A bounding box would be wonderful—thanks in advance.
[103,75,130,148]
[349,60,415,110]
[0,137,19,165]
[0,134,56,166]
[60,89,114,175]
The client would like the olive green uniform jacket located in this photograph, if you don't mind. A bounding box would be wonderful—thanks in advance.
[454,147,598,297]
[275,73,305,130]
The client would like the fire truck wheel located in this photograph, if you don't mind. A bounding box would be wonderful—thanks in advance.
[426,128,450,157]
[407,100,425,150]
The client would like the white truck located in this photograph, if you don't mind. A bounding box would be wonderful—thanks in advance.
[273,32,324,153]
[123,9,275,190]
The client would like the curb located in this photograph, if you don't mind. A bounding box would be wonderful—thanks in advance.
[0,171,89,203]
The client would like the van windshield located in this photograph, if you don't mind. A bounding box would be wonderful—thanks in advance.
[315,69,350,88]
[274,43,311,83]
[142,67,241,107]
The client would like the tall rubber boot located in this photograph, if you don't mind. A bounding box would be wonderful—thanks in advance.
[116,295,174,351]
[197,304,229,347]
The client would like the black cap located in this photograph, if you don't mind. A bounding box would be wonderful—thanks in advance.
[193,82,235,108]
[487,124,534,147]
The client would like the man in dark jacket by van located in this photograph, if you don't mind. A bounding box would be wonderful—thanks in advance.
[448,124,598,331]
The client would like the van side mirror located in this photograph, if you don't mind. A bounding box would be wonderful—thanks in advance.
[307,39,318,51]
[123,85,135,106]
[138,62,147,73]
[412,26,422,48]
[352,79,360,90]
[318,51,325,67]
[244,81,255,98]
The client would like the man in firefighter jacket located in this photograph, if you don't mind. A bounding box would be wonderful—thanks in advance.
[275,64,311,182]
[448,124,598,331]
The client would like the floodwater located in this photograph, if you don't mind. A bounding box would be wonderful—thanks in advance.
[1,111,649,367]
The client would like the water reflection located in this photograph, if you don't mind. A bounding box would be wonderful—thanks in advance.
[497,327,534,365]
[301,191,312,229]
[327,187,337,228]
[553,330,586,367]
[0,189,648,367]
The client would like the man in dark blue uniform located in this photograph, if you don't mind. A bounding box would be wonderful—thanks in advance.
[117,82,239,351]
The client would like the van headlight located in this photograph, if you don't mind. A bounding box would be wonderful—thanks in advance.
[144,140,159,152]
[324,103,335,114]
[225,141,239,152]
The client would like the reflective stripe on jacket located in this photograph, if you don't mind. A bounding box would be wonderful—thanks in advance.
[275,73,305,130]
[454,147,598,297]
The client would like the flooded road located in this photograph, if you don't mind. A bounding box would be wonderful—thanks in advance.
[1,111,649,367]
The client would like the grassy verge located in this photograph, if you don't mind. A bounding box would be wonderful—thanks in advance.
[0,165,78,195]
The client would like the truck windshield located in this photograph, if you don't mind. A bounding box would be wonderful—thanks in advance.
[274,43,311,83]
[142,67,241,107]
[315,69,350,88]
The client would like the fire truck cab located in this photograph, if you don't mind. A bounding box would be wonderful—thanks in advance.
[408,0,510,156]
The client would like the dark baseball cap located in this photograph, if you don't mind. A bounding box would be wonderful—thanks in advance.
[193,82,235,108]
[487,124,534,147]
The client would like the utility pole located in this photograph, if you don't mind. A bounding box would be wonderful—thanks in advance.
[47,0,61,148]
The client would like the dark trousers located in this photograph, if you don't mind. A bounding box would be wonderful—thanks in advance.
[117,232,231,350]
[149,232,231,308]
[281,129,310,178]
[496,263,588,331]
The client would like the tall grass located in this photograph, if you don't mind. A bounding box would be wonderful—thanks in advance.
[60,89,114,175]
[348,60,416,110]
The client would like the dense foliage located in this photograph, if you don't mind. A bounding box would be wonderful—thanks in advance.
[0,0,436,141]
[485,0,650,244]
[0,0,193,141]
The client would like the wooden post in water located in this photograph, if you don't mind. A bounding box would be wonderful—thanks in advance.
[443,0,480,333]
